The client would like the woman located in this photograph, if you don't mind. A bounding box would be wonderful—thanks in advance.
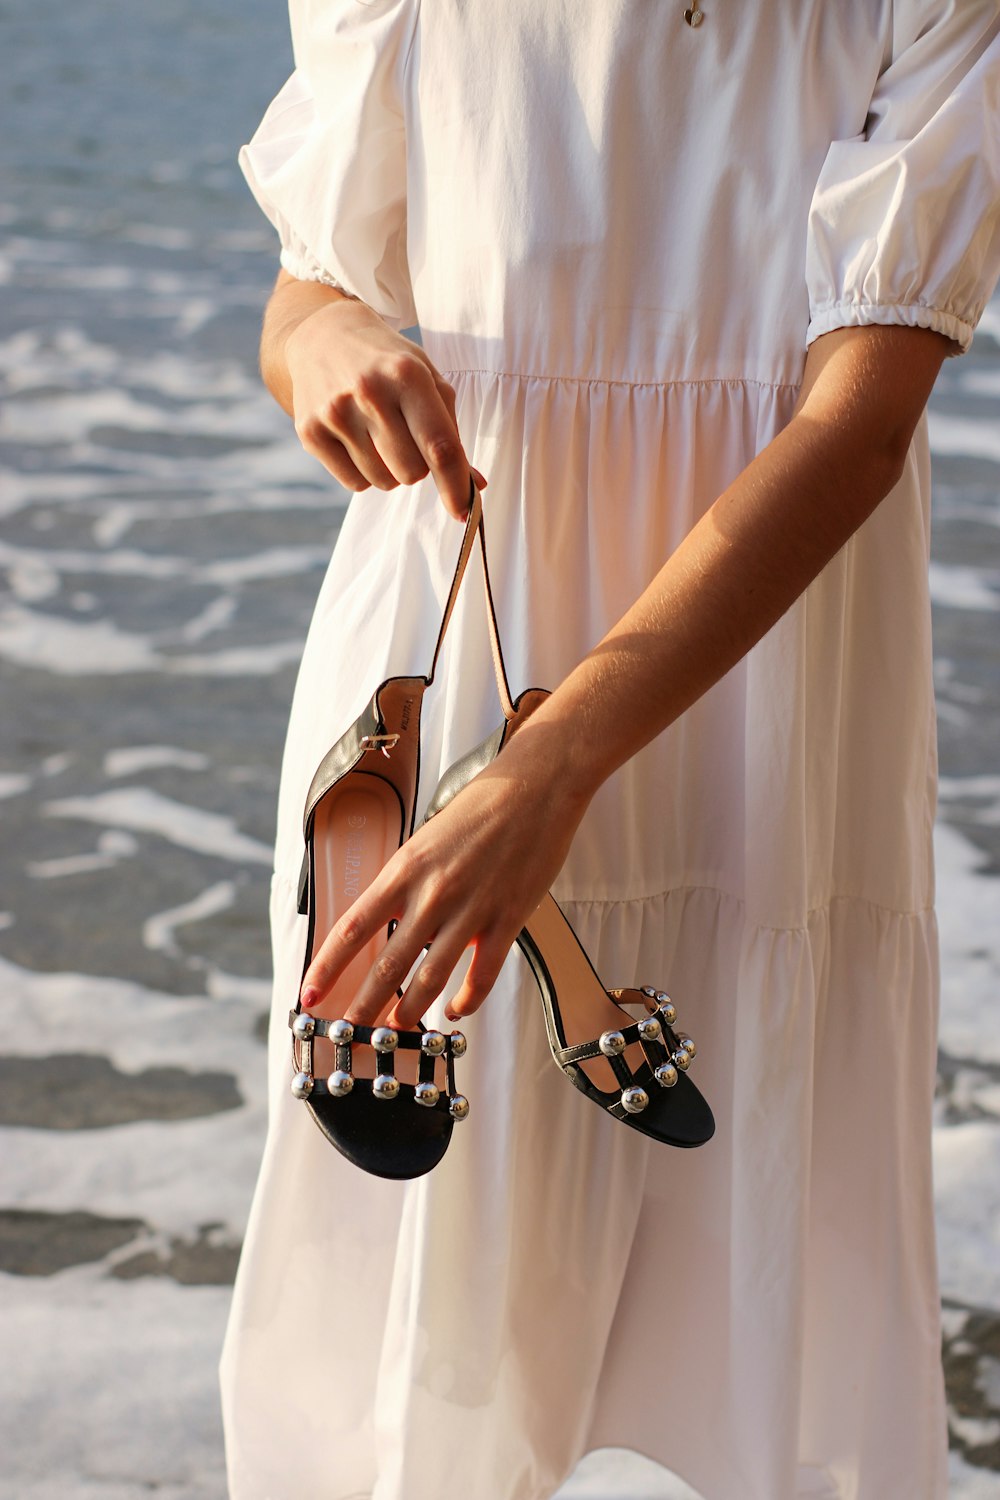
[222,3,1000,1497]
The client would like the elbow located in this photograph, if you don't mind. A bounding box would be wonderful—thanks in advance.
[873,424,911,498]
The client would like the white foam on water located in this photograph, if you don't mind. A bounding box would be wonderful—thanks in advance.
[973,301,1000,345]
[3,1111,268,1240]
[43,788,273,865]
[949,1449,1000,1500]
[0,952,265,1066]
[28,829,139,880]
[143,880,237,958]
[104,745,209,778]
[952,365,1000,398]
[928,561,1000,613]
[950,1412,1000,1451]
[0,599,309,679]
[28,852,118,880]
[940,774,1000,827]
[0,951,268,1236]
[8,555,60,602]
[0,537,185,580]
[174,594,237,644]
[935,821,1000,1066]
[940,775,1000,799]
[928,408,1000,464]
[200,544,332,585]
[166,639,306,676]
[0,773,32,800]
[0,535,329,585]
[556,1451,704,1499]
[0,1270,230,1500]
[1,389,171,443]
[42,751,74,777]
[121,224,197,251]
[0,602,160,673]
[934,1121,1000,1308]
[934,658,987,707]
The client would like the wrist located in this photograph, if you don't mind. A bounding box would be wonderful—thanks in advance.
[503,700,608,818]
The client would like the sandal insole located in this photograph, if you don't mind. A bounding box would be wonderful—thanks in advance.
[308,778,400,1082]
[522,893,653,1093]
[305,775,427,1089]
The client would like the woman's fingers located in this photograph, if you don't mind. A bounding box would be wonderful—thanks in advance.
[443,932,515,1022]
[398,378,473,520]
[298,877,399,1012]
[385,920,481,1030]
[299,367,476,513]
[298,417,394,491]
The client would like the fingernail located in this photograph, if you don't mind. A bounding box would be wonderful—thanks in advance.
[444,1006,458,1022]
[300,986,320,1009]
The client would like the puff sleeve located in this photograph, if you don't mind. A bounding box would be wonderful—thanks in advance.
[238,0,419,330]
[806,2,1000,353]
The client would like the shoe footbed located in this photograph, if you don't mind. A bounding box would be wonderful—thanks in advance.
[300,774,445,1094]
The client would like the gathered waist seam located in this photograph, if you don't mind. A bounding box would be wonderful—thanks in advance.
[553,882,935,932]
[436,367,802,393]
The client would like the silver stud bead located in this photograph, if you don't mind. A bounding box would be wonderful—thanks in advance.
[599,1029,626,1057]
[373,1073,400,1100]
[292,1012,315,1042]
[328,1069,354,1097]
[448,1030,468,1058]
[291,1071,314,1099]
[449,1094,470,1121]
[329,1018,354,1046]
[654,1062,679,1089]
[421,1030,446,1056]
[638,1016,662,1043]
[658,999,678,1025]
[371,1026,398,1052]
[622,1086,650,1114]
[673,1049,691,1071]
[679,1035,697,1059]
[640,985,659,999]
[414,1081,440,1108]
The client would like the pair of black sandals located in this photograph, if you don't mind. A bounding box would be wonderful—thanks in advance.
[288,485,715,1179]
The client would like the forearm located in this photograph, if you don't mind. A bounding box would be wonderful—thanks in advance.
[514,325,951,804]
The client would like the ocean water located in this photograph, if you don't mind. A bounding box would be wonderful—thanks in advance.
[1,2,998,1496]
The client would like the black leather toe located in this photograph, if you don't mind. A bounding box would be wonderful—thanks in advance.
[306,1086,455,1180]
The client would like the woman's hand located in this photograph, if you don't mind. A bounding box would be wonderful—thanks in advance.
[262,269,485,520]
[299,721,592,1029]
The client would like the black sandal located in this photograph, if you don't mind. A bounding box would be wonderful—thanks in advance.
[287,484,504,1179]
[517,897,715,1148]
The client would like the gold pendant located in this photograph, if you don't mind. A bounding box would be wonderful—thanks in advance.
[684,7,704,24]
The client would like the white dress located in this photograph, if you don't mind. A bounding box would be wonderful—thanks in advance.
[222,5,1000,1498]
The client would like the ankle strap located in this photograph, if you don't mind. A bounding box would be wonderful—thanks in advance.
[427,481,516,721]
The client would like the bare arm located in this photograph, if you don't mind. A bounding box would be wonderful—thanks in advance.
[299,322,953,1028]
[261,268,483,519]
